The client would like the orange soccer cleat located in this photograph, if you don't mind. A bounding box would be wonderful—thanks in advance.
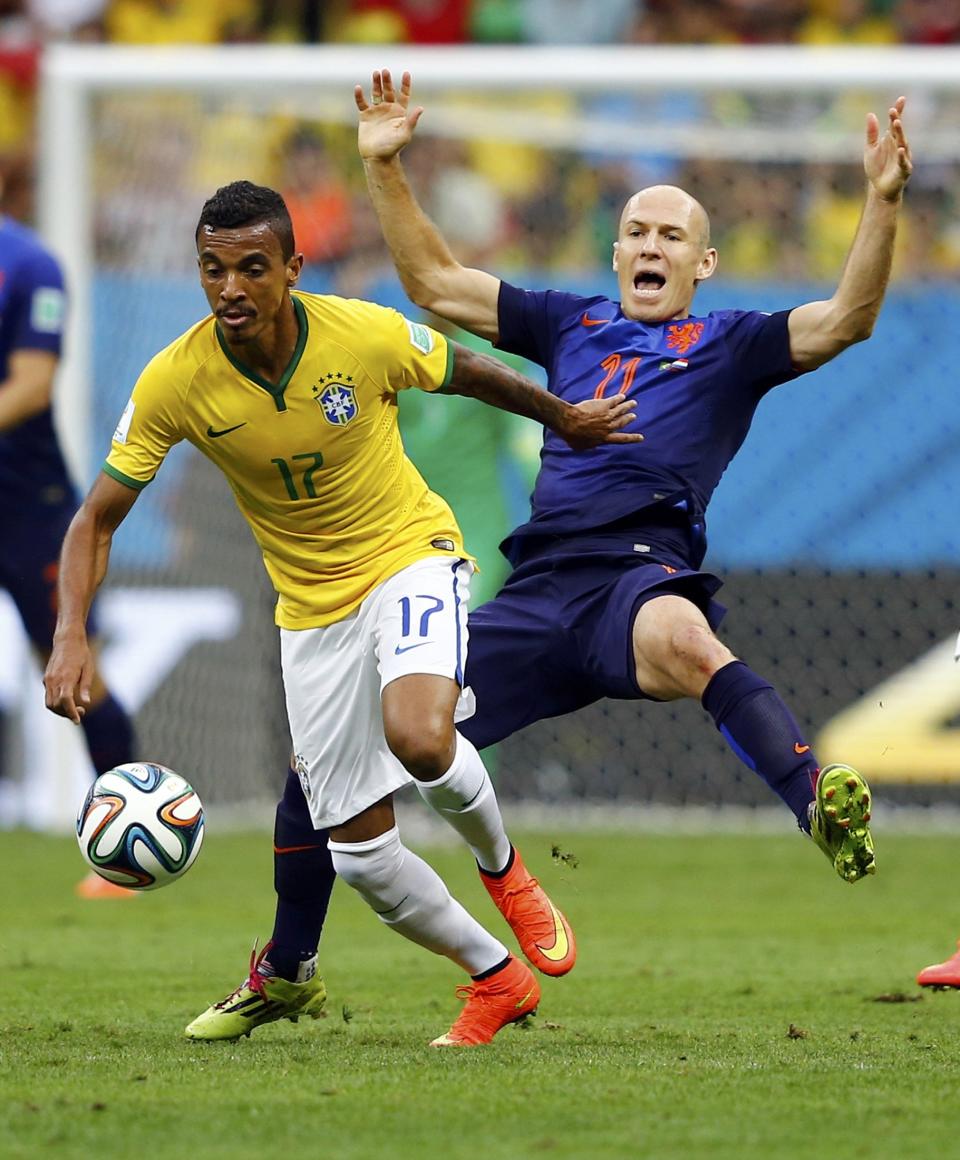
[430,955,540,1047]
[479,847,577,976]
[75,871,139,899]
[917,941,960,989]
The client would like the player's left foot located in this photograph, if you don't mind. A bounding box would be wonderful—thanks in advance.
[479,847,577,976]
[75,871,139,899]
[917,942,960,989]
[430,955,540,1047]
[809,763,876,883]
[185,943,327,1041]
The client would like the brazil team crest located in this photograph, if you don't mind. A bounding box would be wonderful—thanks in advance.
[314,381,359,426]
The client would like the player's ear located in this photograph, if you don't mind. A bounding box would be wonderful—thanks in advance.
[696,247,718,282]
[612,241,620,273]
[287,254,304,286]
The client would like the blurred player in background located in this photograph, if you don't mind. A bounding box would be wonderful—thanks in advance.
[0,204,136,898]
[349,71,912,885]
[917,940,960,989]
[917,640,960,983]
[44,181,639,1046]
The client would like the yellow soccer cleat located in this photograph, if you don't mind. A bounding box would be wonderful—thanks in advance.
[185,943,326,1041]
[809,764,876,883]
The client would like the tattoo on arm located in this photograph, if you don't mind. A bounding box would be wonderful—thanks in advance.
[441,342,572,430]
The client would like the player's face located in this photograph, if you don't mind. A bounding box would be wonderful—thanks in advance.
[612,186,717,323]
[197,222,302,347]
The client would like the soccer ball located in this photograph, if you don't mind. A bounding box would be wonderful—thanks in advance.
[77,762,204,890]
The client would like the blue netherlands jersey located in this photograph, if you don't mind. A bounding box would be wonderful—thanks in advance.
[495,281,802,565]
[0,216,71,503]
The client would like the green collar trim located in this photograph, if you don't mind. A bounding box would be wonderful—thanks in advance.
[215,295,308,413]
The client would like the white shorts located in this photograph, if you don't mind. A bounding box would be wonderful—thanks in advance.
[281,556,475,830]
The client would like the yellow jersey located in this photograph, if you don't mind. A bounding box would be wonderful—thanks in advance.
[105,291,468,629]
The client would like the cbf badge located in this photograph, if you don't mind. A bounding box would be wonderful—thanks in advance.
[294,752,310,797]
[314,381,359,426]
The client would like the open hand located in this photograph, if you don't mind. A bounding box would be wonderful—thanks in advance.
[561,394,644,451]
[355,69,423,162]
[864,96,912,202]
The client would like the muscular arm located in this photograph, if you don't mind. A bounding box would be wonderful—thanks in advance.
[444,342,642,450]
[357,70,501,342]
[789,97,912,373]
[788,187,903,372]
[44,472,140,722]
[0,349,58,431]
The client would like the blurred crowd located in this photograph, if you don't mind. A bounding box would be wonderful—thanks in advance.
[88,84,960,288]
[1,0,959,284]
[1,0,959,47]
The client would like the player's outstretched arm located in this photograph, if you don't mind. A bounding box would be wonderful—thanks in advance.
[788,96,912,373]
[356,69,501,343]
[44,472,139,723]
[442,342,643,450]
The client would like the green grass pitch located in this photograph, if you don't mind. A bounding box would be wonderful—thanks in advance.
[3,826,960,1159]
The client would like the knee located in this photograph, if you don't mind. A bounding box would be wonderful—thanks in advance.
[668,623,734,676]
[650,623,734,696]
[329,829,402,899]
[384,713,456,780]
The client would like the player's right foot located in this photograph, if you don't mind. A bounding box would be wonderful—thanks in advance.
[75,871,138,899]
[185,943,327,1041]
[809,764,876,883]
[479,847,577,976]
[430,955,540,1047]
[917,942,960,989]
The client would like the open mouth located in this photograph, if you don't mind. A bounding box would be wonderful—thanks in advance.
[633,271,666,296]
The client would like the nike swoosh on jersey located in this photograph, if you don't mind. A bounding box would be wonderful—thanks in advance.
[206,422,248,439]
[794,742,811,754]
[395,641,431,655]
[535,903,570,963]
[581,313,610,327]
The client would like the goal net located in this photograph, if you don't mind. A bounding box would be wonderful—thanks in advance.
[14,43,959,828]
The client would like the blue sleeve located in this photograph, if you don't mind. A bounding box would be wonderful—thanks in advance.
[723,309,800,398]
[10,248,67,356]
[495,281,585,369]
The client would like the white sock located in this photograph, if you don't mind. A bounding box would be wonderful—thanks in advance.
[328,826,508,976]
[415,734,512,872]
[260,953,317,984]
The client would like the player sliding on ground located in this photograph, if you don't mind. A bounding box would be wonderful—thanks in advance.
[196,78,913,1045]
[44,182,641,1047]
[213,78,912,1043]
[347,72,912,883]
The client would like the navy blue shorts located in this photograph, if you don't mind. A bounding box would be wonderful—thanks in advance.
[459,532,725,751]
[0,496,98,649]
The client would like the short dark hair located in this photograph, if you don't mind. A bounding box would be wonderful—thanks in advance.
[195,181,296,260]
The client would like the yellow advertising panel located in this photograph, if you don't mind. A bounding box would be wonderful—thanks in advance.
[816,636,960,783]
